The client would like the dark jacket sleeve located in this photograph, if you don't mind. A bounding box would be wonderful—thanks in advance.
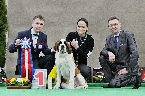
[8,32,23,53]
[66,32,77,42]
[126,32,139,73]
[66,32,94,58]
[100,35,111,57]
[76,37,94,58]
[9,44,17,53]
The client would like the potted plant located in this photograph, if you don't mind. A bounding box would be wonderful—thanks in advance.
[5,77,31,89]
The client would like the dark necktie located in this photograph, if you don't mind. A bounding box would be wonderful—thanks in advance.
[33,34,39,37]
[114,36,119,48]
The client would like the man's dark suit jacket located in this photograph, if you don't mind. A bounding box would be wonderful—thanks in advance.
[9,28,52,70]
[100,30,139,73]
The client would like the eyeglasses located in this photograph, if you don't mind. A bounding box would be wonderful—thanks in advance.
[108,23,119,27]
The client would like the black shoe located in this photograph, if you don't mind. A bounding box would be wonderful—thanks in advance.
[101,84,121,88]
[132,73,141,89]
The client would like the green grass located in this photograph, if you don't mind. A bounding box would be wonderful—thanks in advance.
[0,83,145,96]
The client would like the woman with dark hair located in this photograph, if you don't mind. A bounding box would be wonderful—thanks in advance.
[66,18,94,79]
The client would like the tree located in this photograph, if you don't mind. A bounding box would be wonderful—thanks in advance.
[0,0,7,67]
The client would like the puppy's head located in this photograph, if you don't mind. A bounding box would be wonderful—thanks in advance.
[54,39,72,54]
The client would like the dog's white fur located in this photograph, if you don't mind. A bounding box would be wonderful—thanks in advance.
[53,39,88,89]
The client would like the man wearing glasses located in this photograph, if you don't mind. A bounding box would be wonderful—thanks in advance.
[99,16,141,89]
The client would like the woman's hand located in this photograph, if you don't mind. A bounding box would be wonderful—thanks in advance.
[71,39,79,49]
[51,48,56,52]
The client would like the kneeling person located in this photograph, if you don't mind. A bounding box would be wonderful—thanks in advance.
[99,16,141,89]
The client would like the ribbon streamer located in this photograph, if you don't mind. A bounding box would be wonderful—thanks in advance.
[20,37,34,79]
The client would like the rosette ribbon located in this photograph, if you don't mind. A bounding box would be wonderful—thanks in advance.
[20,37,34,79]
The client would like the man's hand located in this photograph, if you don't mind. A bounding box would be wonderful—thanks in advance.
[71,39,79,49]
[15,39,21,46]
[118,68,128,75]
[108,52,115,63]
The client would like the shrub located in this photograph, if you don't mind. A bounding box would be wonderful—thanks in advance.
[0,0,7,67]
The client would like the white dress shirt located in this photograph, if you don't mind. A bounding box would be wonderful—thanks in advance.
[31,28,39,48]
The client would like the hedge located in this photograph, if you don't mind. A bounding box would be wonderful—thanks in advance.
[0,0,7,67]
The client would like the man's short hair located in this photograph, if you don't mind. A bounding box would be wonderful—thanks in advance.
[33,15,45,21]
[108,16,119,23]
